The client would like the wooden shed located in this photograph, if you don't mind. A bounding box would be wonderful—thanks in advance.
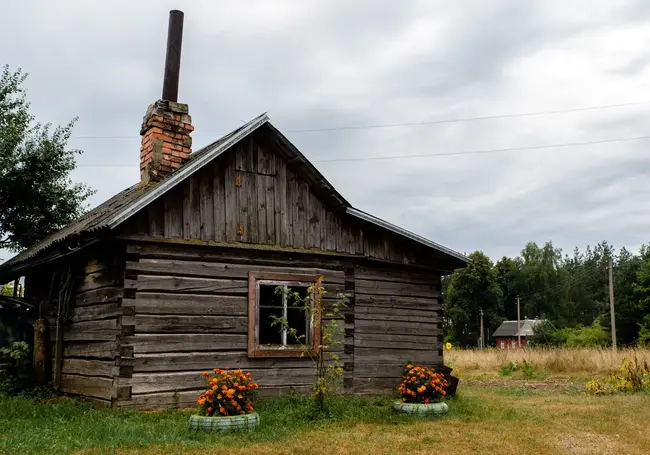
[0,11,468,409]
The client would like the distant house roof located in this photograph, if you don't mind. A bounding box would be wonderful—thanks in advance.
[492,319,546,338]
[0,113,469,278]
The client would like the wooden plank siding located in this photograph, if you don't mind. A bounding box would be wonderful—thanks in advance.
[120,130,425,265]
[37,243,126,405]
[352,264,443,393]
[119,242,351,409]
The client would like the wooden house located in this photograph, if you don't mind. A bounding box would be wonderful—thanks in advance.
[0,11,468,409]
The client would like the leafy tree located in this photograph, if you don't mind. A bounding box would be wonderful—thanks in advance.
[557,322,610,348]
[0,65,93,251]
[1,283,14,296]
[445,251,503,347]
[528,321,562,347]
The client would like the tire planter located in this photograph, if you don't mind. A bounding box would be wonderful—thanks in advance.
[189,412,260,432]
[393,401,448,416]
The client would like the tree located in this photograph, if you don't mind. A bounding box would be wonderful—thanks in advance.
[527,321,561,347]
[0,65,93,252]
[445,251,503,347]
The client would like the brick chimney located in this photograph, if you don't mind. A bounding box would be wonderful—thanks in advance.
[140,10,193,184]
[140,100,193,183]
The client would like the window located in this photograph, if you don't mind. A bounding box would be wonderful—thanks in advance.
[500,340,505,349]
[248,272,322,358]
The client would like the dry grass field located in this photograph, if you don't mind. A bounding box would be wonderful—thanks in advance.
[445,347,650,379]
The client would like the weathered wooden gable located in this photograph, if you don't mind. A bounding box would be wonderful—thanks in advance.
[123,130,423,264]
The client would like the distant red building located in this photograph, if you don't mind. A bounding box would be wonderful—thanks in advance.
[492,319,545,349]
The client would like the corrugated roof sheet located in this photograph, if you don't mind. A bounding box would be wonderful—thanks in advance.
[0,112,469,274]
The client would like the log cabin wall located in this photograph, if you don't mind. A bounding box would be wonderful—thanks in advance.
[352,265,442,393]
[117,242,351,409]
[29,242,126,406]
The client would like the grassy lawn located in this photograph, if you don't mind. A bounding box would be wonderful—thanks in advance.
[1,383,649,455]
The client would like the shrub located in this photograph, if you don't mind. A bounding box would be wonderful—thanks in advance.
[0,341,32,394]
[398,363,448,404]
[586,358,650,395]
[558,323,610,348]
[197,369,259,416]
[528,321,562,347]
[499,361,517,376]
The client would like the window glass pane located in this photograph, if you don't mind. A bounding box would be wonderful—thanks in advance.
[259,284,283,308]
[286,307,307,344]
[286,286,310,308]
[259,306,283,345]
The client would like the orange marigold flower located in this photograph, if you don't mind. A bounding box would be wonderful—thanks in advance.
[198,398,206,405]
[238,385,246,391]
[237,394,243,399]
[219,406,226,415]
[406,364,413,369]
[202,372,210,377]
[246,372,252,378]
[234,369,242,375]
[207,407,213,413]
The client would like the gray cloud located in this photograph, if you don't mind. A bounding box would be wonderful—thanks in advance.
[1,0,650,264]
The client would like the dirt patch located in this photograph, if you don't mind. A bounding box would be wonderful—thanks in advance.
[556,433,624,455]
[462,378,585,393]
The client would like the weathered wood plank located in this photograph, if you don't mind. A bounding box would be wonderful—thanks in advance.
[354,333,438,350]
[126,259,345,283]
[355,279,437,298]
[163,186,184,238]
[354,319,441,336]
[183,175,201,240]
[69,303,122,323]
[264,174,275,244]
[63,319,120,342]
[147,199,165,237]
[63,341,118,359]
[126,367,318,394]
[60,374,113,400]
[135,275,248,294]
[135,315,248,334]
[256,173,267,244]
[353,362,441,378]
[354,310,442,324]
[127,351,316,373]
[224,153,238,243]
[122,334,248,354]
[75,287,123,307]
[199,168,214,241]
[355,294,440,310]
[355,267,437,285]
[62,358,115,378]
[136,293,247,316]
[354,347,441,364]
[118,384,313,409]
[212,160,226,242]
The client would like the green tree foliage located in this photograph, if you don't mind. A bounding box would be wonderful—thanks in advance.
[0,65,93,251]
[528,321,562,347]
[444,251,503,347]
[445,241,650,347]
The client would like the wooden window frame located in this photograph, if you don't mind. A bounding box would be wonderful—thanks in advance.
[248,271,322,358]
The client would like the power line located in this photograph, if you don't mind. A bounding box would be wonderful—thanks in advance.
[72,99,650,139]
[72,133,650,167]
[517,263,609,301]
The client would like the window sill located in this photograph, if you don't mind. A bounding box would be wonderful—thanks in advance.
[248,348,318,359]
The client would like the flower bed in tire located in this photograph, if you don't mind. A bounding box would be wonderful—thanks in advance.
[189,412,260,432]
[393,401,448,416]
[189,368,260,432]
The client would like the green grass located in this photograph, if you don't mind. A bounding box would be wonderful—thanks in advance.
[1,385,649,455]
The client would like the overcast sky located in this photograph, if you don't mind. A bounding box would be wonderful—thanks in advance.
[1,0,650,264]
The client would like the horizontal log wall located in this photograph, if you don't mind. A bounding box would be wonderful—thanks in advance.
[118,242,350,409]
[353,264,443,393]
[43,245,125,406]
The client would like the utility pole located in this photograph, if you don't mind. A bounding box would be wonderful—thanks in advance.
[517,295,521,349]
[479,308,484,350]
[609,258,617,351]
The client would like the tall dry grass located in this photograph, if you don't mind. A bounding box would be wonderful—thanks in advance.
[446,347,650,378]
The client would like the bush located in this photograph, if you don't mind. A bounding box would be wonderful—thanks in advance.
[586,358,650,395]
[528,321,562,347]
[197,368,259,416]
[0,341,32,394]
[398,363,448,404]
[557,322,610,348]
[498,359,536,378]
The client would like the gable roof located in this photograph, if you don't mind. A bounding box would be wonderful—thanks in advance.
[492,319,547,337]
[0,113,469,276]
